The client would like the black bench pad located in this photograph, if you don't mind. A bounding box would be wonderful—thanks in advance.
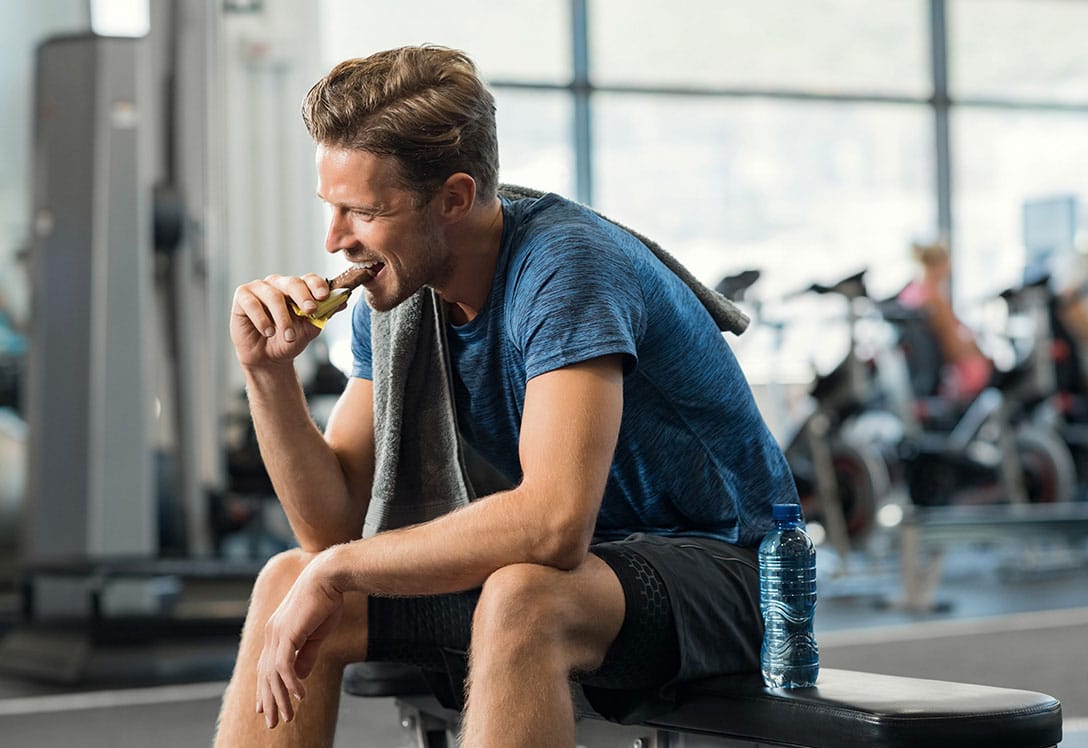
[343,661,433,698]
[343,663,1062,748]
[648,668,1062,748]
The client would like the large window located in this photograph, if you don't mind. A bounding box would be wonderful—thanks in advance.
[321,0,571,82]
[320,0,574,198]
[593,96,932,299]
[947,0,1088,314]
[952,110,1088,312]
[317,0,1088,382]
[589,0,930,97]
[949,0,1088,104]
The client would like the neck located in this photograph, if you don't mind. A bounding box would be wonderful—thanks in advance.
[438,196,504,325]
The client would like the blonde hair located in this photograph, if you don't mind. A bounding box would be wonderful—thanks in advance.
[911,240,950,268]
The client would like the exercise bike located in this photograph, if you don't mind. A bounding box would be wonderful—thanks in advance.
[718,269,891,559]
[995,272,1088,498]
[875,290,1076,508]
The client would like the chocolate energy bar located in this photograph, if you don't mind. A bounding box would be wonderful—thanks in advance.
[293,265,376,328]
[328,265,375,291]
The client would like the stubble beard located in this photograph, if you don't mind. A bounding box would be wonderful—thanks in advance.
[363,223,451,313]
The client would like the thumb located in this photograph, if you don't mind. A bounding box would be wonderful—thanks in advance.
[293,638,322,680]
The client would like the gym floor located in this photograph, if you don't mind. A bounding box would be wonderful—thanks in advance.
[0,533,1085,747]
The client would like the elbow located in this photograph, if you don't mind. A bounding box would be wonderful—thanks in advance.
[532,513,595,571]
[295,535,348,555]
[293,522,363,554]
[540,541,589,572]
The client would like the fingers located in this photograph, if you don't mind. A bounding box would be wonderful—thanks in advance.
[256,672,297,729]
[256,636,279,727]
[293,638,322,681]
[232,283,280,340]
[256,630,304,728]
[301,272,332,302]
[268,655,296,725]
[255,648,281,729]
[252,564,344,730]
[284,272,332,310]
[232,273,329,344]
[275,636,307,709]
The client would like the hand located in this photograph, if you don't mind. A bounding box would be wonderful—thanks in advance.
[231,273,338,368]
[256,555,345,728]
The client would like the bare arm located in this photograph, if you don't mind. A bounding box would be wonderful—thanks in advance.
[923,292,984,364]
[256,353,624,717]
[232,273,373,551]
[244,370,373,550]
[323,352,625,594]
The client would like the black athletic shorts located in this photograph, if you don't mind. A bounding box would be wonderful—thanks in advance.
[366,533,762,723]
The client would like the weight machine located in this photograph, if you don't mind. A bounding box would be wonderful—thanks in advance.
[0,3,255,684]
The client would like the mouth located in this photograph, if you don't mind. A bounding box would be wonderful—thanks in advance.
[352,260,385,284]
[327,261,385,292]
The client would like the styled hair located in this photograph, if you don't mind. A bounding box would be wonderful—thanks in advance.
[302,45,499,203]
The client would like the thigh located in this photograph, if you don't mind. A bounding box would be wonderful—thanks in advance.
[473,556,627,675]
[581,534,762,723]
[364,557,628,709]
[372,559,627,672]
[608,534,762,681]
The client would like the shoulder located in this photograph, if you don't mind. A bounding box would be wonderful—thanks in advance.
[506,193,643,268]
[504,191,608,230]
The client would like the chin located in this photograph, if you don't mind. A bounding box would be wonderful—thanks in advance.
[363,287,415,313]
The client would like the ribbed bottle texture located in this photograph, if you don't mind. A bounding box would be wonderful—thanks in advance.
[759,503,819,688]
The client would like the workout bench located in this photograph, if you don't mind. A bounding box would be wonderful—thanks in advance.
[343,661,1062,747]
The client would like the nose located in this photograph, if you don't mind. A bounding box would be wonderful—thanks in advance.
[325,207,353,254]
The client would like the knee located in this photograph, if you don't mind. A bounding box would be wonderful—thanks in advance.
[250,547,318,606]
[472,564,570,653]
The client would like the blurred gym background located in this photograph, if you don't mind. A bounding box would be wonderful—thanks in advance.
[0,1,1086,745]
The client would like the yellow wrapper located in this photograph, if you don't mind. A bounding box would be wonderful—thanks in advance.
[292,288,352,329]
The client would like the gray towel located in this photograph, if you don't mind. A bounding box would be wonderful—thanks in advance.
[363,288,474,536]
[363,186,749,536]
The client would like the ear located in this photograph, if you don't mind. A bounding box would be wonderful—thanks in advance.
[436,172,477,222]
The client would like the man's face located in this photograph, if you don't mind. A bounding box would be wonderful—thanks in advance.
[316,144,450,312]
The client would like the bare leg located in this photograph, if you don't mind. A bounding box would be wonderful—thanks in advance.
[214,548,370,748]
[461,556,626,747]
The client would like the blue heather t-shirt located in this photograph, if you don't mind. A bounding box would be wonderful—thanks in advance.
[351,193,796,547]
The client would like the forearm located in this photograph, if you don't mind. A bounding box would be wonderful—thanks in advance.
[312,356,621,598]
[322,483,593,598]
[244,363,367,549]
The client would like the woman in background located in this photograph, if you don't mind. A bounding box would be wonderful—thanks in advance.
[898,241,993,402]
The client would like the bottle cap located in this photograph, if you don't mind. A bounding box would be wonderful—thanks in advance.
[772,503,802,522]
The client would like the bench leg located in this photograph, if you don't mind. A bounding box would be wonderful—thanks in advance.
[392,698,777,747]
[575,721,799,747]
[573,719,668,746]
[396,697,459,748]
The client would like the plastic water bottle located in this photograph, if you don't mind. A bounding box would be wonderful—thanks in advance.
[759,502,819,688]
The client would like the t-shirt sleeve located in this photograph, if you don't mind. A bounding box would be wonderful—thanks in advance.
[350,298,374,380]
[509,223,646,380]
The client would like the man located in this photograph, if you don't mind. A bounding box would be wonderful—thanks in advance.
[215,45,796,747]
